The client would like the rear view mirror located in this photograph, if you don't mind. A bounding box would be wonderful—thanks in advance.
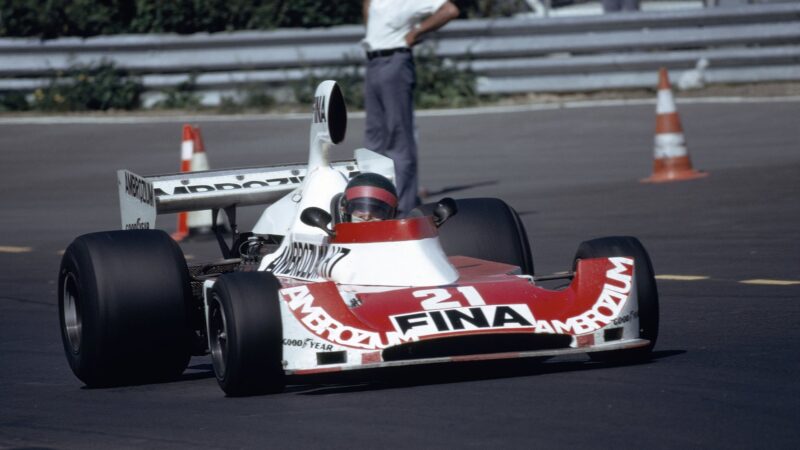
[300,207,335,237]
[433,198,458,227]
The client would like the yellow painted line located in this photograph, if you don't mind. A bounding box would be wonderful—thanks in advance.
[656,275,710,281]
[0,246,32,254]
[184,254,195,261]
[740,279,800,286]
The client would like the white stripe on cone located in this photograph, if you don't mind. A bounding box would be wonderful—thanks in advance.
[654,133,688,159]
[656,90,677,114]
[181,140,193,162]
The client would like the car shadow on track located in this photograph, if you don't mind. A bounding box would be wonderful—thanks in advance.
[287,349,685,396]
[420,180,498,199]
[76,351,684,392]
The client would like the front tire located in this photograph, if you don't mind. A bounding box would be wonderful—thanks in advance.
[573,236,659,362]
[209,272,285,396]
[58,230,194,387]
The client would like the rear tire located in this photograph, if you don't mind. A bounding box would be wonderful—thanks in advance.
[209,272,285,396]
[414,198,533,275]
[58,230,194,387]
[572,236,659,362]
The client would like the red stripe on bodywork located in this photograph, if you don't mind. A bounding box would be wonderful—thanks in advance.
[333,216,438,244]
[345,185,397,207]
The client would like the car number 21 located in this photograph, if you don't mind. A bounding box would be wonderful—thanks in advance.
[413,286,486,310]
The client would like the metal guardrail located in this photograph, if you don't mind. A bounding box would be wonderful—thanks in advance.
[0,3,798,103]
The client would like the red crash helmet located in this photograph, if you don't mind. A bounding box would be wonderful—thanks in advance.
[342,173,398,222]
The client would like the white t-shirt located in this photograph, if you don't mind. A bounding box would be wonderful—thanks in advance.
[363,0,448,51]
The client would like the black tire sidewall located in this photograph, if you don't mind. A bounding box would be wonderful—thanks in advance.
[58,239,103,383]
[211,272,284,396]
[58,230,193,387]
[416,198,534,275]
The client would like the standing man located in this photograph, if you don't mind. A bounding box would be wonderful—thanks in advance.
[362,0,460,216]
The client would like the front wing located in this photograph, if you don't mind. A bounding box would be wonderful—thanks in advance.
[276,256,645,374]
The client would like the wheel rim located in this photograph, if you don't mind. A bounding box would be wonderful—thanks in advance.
[209,295,229,379]
[62,273,82,354]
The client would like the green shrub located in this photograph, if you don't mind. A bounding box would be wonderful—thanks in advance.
[0,0,136,39]
[153,75,202,110]
[32,62,142,111]
[218,85,277,113]
[241,85,277,109]
[457,0,529,18]
[0,0,529,39]
[293,64,364,110]
[414,47,479,109]
[1,0,365,38]
[0,91,30,112]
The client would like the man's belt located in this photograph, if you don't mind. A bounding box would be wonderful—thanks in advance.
[366,47,411,60]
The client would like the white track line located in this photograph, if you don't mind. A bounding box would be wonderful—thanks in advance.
[655,275,710,281]
[739,279,800,286]
[0,246,32,254]
[1,96,799,125]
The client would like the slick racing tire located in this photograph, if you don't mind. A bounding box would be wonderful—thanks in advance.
[572,236,659,362]
[209,272,285,396]
[58,230,194,387]
[414,198,534,275]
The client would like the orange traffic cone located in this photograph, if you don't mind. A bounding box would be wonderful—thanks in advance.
[185,125,216,237]
[641,68,708,183]
[171,125,194,241]
[191,126,210,172]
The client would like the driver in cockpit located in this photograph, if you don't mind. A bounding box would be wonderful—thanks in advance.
[340,173,398,223]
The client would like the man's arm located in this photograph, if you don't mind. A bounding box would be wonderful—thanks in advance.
[405,1,460,47]
[363,0,370,26]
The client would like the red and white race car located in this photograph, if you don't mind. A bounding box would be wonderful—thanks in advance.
[58,81,659,396]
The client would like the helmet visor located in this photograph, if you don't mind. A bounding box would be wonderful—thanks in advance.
[346,197,395,222]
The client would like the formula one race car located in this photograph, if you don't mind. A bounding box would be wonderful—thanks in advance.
[58,81,659,396]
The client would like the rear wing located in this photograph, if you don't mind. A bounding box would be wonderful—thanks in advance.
[117,148,393,231]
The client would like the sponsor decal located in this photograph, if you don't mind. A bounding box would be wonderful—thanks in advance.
[124,172,154,206]
[154,177,304,197]
[124,218,150,230]
[533,257,634,335]
[391,304,536,338]
[282,285,413,350]
[313,95,327,123]
[282,338,334,352]
[153,171,360,197]
[414,286,486,310]
[267,242,350,280]
[612,310,638,327]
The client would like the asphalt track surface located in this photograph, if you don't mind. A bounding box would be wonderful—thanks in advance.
[1,99,798,449]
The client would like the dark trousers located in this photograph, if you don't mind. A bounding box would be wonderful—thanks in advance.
[364,51,419,216]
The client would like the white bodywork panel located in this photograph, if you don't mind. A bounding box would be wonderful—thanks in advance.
[330,238,458,287]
